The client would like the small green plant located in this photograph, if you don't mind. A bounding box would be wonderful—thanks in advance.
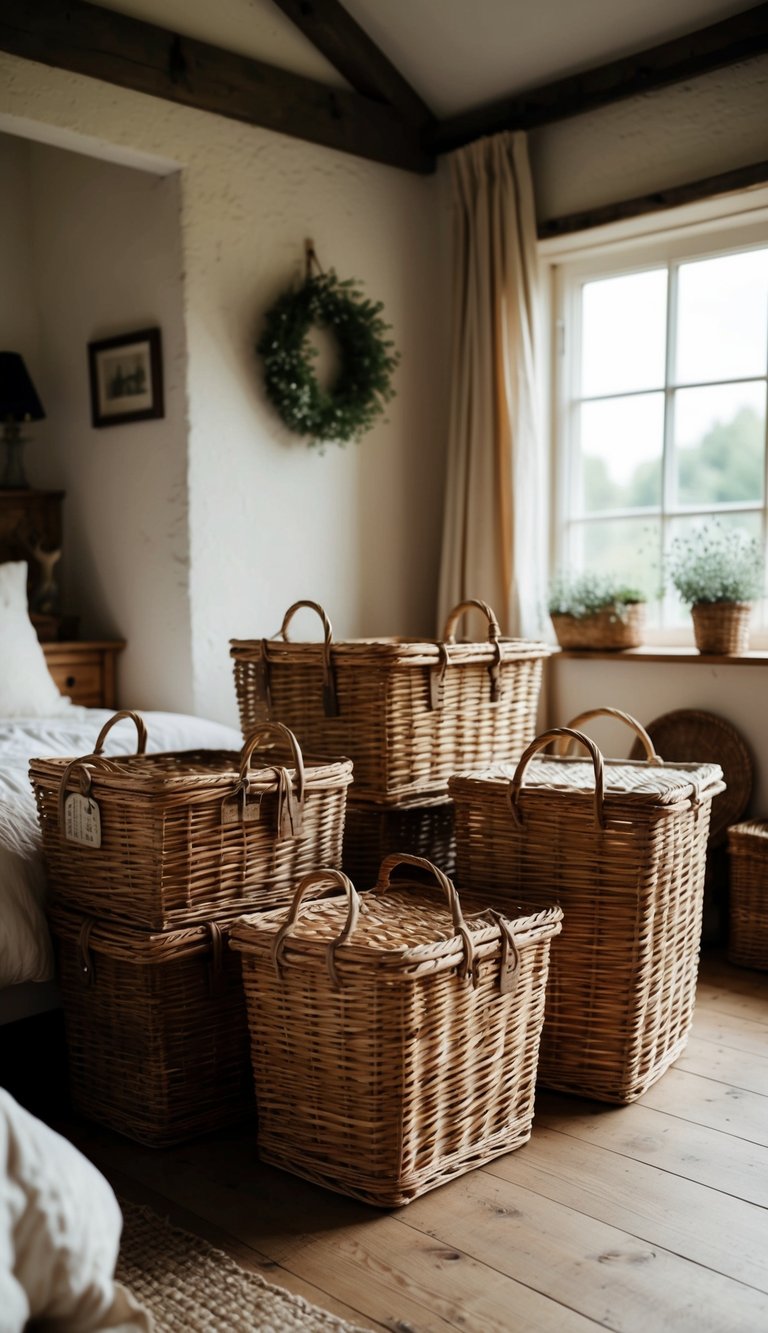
[666,522,764,606]
[547,571,645,621]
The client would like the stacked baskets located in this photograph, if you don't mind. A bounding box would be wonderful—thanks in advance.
[230,598,549,884]
[30,711,352,1145]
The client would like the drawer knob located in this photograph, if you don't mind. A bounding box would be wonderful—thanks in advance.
[66,675,77,688]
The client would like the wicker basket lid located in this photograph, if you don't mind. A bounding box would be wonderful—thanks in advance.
[230,857,562,984]
[49,908,230,963]
[628,710,752,846]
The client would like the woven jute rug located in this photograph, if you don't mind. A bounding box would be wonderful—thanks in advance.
[117,1201,368,1332]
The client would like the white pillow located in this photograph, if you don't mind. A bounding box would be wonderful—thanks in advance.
[0,562,73,716]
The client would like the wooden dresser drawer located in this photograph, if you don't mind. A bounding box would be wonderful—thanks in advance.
[43,642,125,708]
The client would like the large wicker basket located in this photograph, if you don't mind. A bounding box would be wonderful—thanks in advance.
[230,599,549,805]
[230,855,562,1207]
[449,708,725,1104]
[50,908,252,1146]
[342,798,456,887]
[30,712,352,930]
[727,820,768,970]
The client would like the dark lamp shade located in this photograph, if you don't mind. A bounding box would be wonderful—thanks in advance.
[0,352,45,422]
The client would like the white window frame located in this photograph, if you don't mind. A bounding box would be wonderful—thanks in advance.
[540,187,768,648]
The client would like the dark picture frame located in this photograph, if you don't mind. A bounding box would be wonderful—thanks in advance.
[88,327,164,427]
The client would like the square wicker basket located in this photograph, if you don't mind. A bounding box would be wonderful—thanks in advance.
[727,820,768,970]
[230,599,549,805]
[230,855,562,1208]
[449,708,725,1104]
[50,908,253,1146]
[30,712,352,930]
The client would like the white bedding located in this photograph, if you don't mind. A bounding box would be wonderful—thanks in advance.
[0,709,243,990]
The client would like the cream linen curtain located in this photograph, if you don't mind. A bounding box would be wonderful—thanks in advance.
[437,131,544,639]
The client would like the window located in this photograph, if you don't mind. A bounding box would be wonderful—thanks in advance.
[550,209,768,640]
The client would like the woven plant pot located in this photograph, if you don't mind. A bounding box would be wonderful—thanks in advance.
[550,602,645,651]
[691,602,751,655]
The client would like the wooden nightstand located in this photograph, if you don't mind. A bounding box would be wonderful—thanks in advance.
[43,641,125,708]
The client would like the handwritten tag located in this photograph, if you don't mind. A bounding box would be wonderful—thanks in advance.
[64,793,102,848]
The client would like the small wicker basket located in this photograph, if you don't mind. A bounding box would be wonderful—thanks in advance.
[50,909,253,1146]
[230,599,549,805]
[30,712,352,930]
[342,798,456,887]
[550,602,645,651]
[230,855,562,1207]
[691,602,751,654]
[727,820,768,970]
[449,708,725,1104]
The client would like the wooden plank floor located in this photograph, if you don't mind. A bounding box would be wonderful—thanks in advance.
[65,950,768,1332]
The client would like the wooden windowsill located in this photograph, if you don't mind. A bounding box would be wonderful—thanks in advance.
[553,646,768,666]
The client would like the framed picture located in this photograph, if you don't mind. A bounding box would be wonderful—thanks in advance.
[87,327,164,427]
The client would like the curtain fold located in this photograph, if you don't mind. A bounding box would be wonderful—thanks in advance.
[437,132,545,640]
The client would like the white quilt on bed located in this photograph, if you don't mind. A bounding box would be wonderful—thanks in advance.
[0,709,243,989]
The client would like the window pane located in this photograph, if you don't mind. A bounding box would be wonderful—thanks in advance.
[664,513,764,626]
[573,518,662,604]
[676,248,768,385]
[581,269,667,397]
[674,382,766,506]
[577,394,664,512]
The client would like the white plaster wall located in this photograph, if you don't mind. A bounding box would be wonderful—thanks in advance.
[0,135,49,468]
[549,657,768,817]
[0,54,450,725]
[24,144,194,713]
[529,55,768,222]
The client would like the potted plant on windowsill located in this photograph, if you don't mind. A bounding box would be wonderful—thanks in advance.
[666,522,765,655]
[548,572,647,651]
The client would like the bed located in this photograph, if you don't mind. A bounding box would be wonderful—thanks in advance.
[0,559,243,1024]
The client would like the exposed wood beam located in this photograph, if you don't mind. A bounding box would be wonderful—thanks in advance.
[271,0,435,129]
[537,159,768,239]
[0,0,434,173]
[432,3,768,154]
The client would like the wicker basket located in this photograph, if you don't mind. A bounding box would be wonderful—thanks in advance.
[230,855,562,1207]
[342,798,456,887]
[691,601,751,654]
[50,908,253,1146]
[30,712,352,930]
[230,599,549,805]
[449,707,725,1103]
[727,820,768,970]
[550,602,645,651]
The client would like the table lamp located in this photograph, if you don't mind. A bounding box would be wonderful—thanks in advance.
[0,352,46,489]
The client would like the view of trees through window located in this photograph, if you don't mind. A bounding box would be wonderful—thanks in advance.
[562,241,768,627]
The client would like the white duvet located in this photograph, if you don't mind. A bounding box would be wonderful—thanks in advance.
[0,709,243,989]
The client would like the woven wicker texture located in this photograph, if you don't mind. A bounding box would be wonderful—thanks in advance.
[727,820,768,970]
[691,601,752,654]
[50,909,253,1145]
[551,603,645,651]
[118,1203,365,1332]
[230,856,562,1207]
[342,798,456,886]
[230,599,549,805]
[30,713,352,929]
[628,709,752,847]
[450,709,724,1104]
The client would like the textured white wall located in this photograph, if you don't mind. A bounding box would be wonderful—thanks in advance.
[0,53,450,724]
[529,55,768,222]
[24,143,193,713]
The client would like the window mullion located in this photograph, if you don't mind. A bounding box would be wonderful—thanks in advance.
[661,264,678,625]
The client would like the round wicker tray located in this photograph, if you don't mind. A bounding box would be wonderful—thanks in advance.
[629,709,753,846]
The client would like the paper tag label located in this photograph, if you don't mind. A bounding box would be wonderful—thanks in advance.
[64,793,102,848]
[221,796,260,825]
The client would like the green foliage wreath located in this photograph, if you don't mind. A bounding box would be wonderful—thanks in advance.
[257,270,400,446]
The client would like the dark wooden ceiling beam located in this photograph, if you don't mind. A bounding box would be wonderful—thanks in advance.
[271,0,435,128]
[431,3,768,154]
[0,0,434,173]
